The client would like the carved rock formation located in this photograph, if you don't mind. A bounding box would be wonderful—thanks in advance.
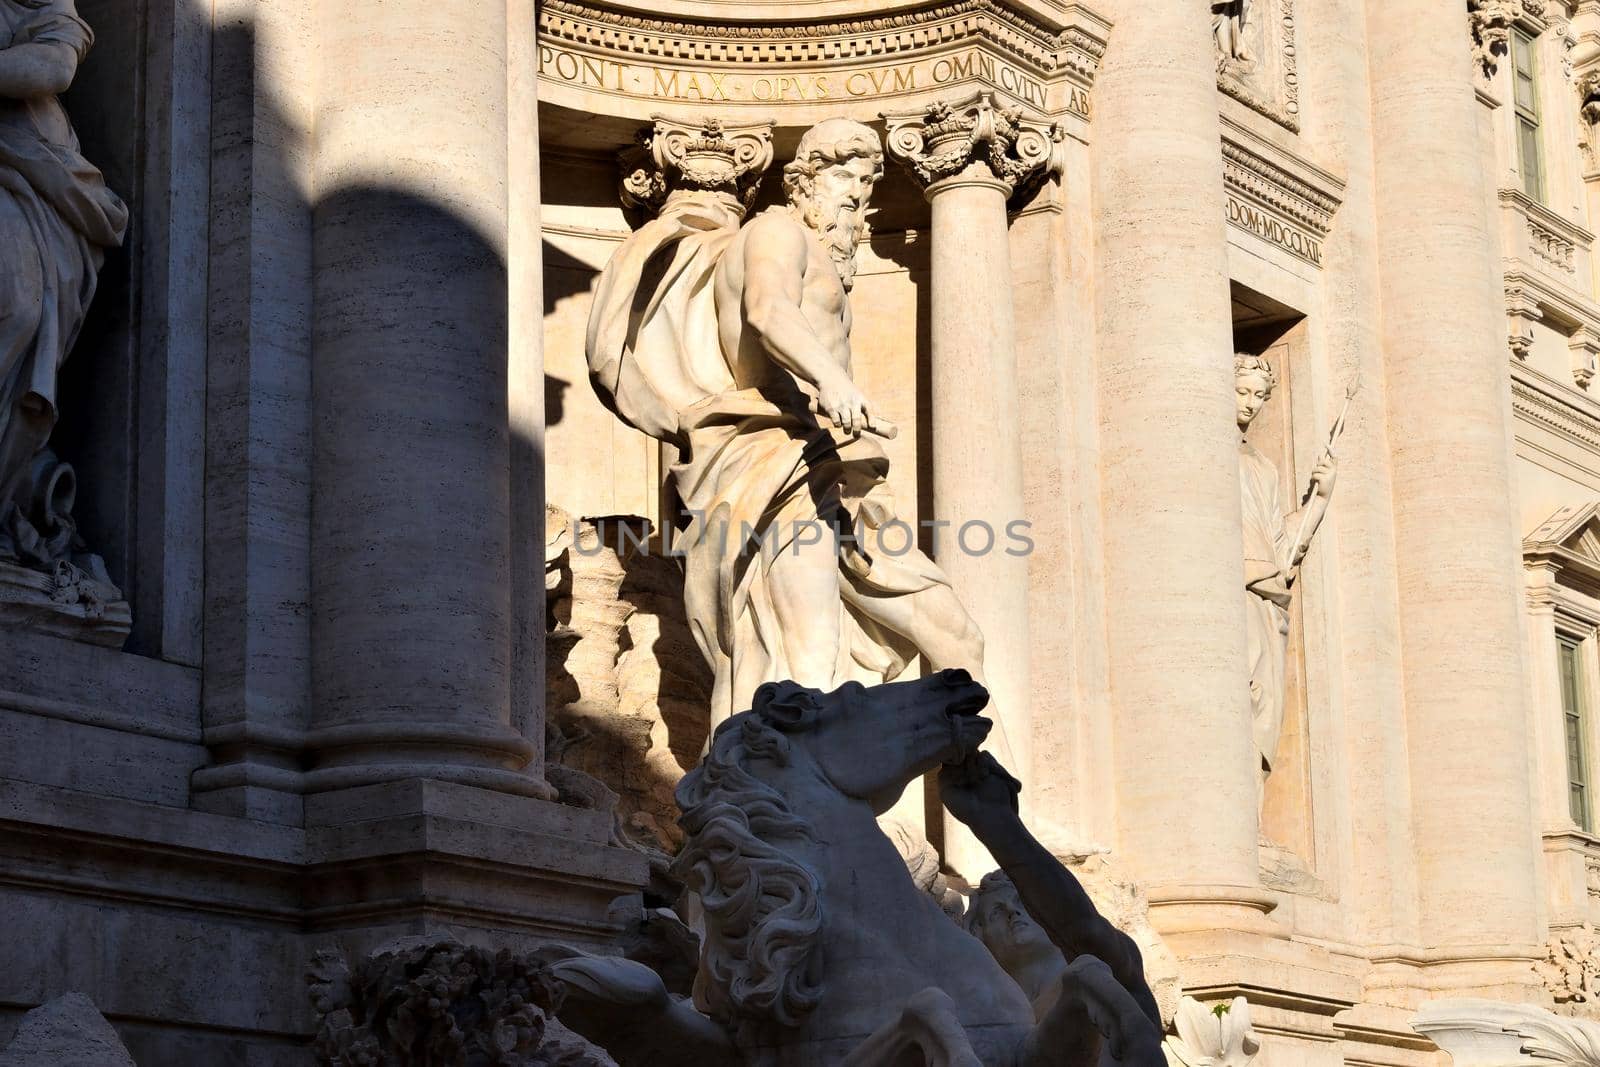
[0,992,136,1067]
[1539,923,1600,1017]
[306,936,616,1067]
[545,505,713,857]
[1055,848,1185,1028]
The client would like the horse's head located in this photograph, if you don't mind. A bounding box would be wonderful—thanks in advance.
[670,670,995,1048]
[747,669,992,814]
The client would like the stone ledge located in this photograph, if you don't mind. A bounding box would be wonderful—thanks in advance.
[0,629,200,745]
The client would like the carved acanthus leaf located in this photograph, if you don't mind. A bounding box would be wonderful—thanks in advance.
[882,90,1064,208]
[618,117,774,220]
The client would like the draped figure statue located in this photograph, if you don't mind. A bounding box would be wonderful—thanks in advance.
[0,0,128,622]
[586,118,994,736]
[1235,353,1336,798]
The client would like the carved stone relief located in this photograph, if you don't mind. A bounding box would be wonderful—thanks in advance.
[0,0,130,644]
[306,937,615,1066]
[1539,924,1600,1017]
[1214,0,1301,132]
[1470,0,1549,80]
[544,504,712,857]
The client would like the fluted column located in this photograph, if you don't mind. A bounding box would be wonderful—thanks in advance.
[1366,0,1541,961]
[307,1,548,797]
[884,94,1059,798]
[1090,0,1266,919]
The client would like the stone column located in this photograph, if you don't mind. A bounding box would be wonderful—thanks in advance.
[884,94,1061,875]
[307,1,548,797]
[883,93,1059,807]
[1366,0,1542,965]
[1089,0,1267,920]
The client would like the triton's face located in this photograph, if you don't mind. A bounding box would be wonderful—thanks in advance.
[1236,370,1272,431]
[971,885,1055,970]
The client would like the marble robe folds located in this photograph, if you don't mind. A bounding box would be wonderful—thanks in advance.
[1239,439,1294,774]
[587,192,947,723]
[0,0,128,557]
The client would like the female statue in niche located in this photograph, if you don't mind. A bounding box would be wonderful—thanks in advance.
[1236,353,1336,802]
[0,0,127,597]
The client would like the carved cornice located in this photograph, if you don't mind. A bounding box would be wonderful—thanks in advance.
[536,0,1109,126]
[617,116,774,217]
[1219,117,1343,267]
[540,0,1092,79]
[883,90,1065,206]
[1221,141,1337,234]
[1512,359,1600,455]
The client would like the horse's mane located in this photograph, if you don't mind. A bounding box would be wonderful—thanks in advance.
[672,683,825,1046]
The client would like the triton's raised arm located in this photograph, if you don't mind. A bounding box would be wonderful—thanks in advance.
[940,752,1162,1030]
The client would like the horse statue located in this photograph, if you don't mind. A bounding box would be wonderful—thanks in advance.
[547,670,1166,1066]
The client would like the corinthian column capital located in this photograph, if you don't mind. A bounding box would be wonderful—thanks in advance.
[617,117,774,221]
[882,90,1064,207]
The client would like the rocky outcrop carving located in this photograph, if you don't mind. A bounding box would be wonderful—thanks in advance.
[545,505,713,857]
[1061,851,1183,1027]
[0,0,130,644]
[1163,996,1262,1066]
[0,991,135,1067]
[1539,924,1600,1016]
[305,936,614,1067]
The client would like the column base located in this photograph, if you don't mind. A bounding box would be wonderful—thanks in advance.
[1147,881,1284,938]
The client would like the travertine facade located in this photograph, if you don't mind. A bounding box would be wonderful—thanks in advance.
[6,0,1600,1064]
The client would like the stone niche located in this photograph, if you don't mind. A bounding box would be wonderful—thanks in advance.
[1231,284,1326,882]
[535,0,1108,845]
[50,0,207,660]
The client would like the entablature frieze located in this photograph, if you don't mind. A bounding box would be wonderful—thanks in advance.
[1513,356,1600,458]
[1220,115,1344,269]
[536,0,1108,132]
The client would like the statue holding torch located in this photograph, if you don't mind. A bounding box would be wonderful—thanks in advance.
[1235,353,1357,802]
